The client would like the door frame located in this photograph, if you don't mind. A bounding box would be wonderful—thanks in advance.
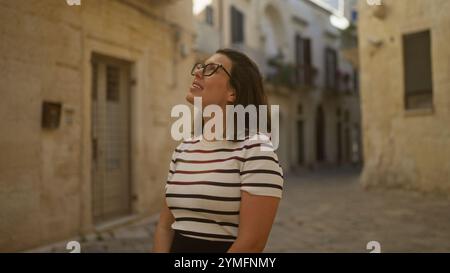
[80,43,140,233]
[90,53,133,225]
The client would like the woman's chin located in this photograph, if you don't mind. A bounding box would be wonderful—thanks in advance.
[186,90,203,105]
[185,92,194,104]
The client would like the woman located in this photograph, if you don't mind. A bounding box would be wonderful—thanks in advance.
[152,48,283,253]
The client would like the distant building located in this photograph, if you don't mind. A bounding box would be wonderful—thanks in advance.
[193,0,362,171]
[0,0,194,251]
[358,0,450,194]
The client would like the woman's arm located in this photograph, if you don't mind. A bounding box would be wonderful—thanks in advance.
[227,191,280,253]
[152,200,175,253]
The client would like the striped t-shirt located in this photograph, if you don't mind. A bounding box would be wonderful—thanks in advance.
[165,134,284,242]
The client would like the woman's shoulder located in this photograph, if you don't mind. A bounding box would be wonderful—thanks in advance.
[239,132,277,154]
[240,132,273,145]
[174,136,201,151]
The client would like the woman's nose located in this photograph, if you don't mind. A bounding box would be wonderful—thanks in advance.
[194,69,203,79]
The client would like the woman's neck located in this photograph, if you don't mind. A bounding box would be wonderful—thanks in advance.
[202,111,228,141]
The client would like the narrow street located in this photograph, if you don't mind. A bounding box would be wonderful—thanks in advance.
[29,168,450,253]
[267,168,450,252]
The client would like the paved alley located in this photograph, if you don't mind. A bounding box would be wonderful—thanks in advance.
[29,168,450,253]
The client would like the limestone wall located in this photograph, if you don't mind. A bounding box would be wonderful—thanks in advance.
[0,0,194,251]
[358,0,450,194]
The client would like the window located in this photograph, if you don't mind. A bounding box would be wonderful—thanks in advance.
[295,34,313,86]
[403,30,433,110]
[205,5,213,25]
[351,10,358,22]
[231,6,244,44]
[325,47,338,91]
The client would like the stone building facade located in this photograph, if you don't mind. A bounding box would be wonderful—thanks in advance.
[358,0,450,194]
[194,0,362,171]
[0,0,194,251]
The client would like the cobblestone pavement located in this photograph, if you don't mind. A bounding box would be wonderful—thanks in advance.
[267,168,450,253]
[29,168,450,253]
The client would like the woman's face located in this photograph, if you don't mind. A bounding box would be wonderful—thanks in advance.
[186,53,235,108]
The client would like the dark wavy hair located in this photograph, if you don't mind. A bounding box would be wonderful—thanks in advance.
[216,48,271,138]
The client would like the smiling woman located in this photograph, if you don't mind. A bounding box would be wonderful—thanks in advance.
[152,48,284,253]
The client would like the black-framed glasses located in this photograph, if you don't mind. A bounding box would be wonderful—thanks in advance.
[191,62,232,79]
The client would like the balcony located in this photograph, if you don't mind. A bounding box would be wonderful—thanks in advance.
[294,64,318,89]
[324,69,356,96]
[266,56,317,90]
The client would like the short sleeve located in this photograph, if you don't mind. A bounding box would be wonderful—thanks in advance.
[240,136,284,199]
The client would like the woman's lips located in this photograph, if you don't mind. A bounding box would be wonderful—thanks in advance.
[191,81,204,90]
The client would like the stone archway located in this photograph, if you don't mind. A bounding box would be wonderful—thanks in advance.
[263,4,287,59]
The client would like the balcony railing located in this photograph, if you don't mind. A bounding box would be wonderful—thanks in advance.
[266,56,317,89]
[295,64,318,88]
[324,70,357,95]
[266,62,296,89]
